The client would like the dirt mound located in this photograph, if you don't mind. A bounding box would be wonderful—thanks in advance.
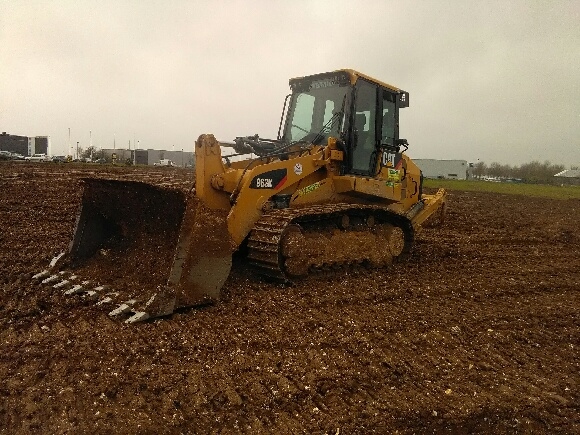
[1,162,578,433]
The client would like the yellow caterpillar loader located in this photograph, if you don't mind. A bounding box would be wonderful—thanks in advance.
[34,69,446,322]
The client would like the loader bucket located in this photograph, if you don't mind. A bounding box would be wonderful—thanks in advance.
[66,178,234,320]
[167,198,234,308]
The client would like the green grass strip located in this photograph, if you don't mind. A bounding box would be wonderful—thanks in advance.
[423,179,580,200]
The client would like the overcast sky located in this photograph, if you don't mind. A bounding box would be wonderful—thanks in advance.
[1,1,578,165]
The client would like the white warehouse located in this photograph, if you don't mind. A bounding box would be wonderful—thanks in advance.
[413,159,469,180]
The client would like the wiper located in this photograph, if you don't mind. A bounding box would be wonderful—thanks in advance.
[310,93,347,145]
[310,110,343,145]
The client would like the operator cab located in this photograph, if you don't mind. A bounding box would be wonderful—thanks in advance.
[281,69,409,176]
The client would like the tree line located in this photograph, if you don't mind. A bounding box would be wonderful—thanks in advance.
[472,160,576,183]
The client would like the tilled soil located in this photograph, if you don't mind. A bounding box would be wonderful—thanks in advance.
[0,162,579,434]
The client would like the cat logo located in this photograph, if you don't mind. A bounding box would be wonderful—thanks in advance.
[381,151,402,169]
[382,152,395,166]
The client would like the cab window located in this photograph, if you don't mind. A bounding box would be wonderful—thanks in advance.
[350,80,377,174]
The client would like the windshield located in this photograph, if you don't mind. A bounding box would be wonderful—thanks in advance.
[283,84,348,143]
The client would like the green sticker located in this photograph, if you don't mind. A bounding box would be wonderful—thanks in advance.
[298,181,322,196]
[387,168,400,182]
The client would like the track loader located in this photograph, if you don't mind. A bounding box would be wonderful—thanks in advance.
[34,69,446,322]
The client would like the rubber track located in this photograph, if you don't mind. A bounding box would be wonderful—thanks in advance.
[247,203,415,282]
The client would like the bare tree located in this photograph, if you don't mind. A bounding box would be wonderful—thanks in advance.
[81,146,104,161]
[473,161,487,178]
[474,160,565,183]
[488,162,503,178]
[515,160,564,183]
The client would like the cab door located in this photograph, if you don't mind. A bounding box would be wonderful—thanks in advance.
[378,89,399,169]
[348,80,379,175]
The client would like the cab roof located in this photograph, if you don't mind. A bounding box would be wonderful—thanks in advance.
[289,69,403,93]
[337,69,402,92]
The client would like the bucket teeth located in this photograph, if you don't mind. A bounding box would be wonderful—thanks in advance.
[41,272,66,284]
[49,252,66,268]
[96,293,118,306]
[64,284,85,295]
[53,275,77,289]
[108,299,137,317]
[118,292,178,323]
[96,296,113,306]
[125,312,150,323]
[32,257,174,324]
[33,252,66,281]
[53,280,70,289]
[32,270,50,280]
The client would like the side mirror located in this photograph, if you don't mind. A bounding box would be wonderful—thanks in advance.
[395,138,409,153]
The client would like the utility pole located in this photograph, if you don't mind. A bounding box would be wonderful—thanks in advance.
[68,128,71,157]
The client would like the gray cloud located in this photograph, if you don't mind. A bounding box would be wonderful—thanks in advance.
[1,1,578,165]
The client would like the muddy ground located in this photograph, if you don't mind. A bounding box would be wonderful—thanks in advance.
[0,162,578,434]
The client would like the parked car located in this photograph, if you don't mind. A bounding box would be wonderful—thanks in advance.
[25,153,50,162]
[0,151,25,160]
[153,159,175,167]
[51,155,67,163]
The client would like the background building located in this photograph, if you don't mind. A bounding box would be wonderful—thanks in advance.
[100,148,195,167]
[413,159,469,180]
[0,132,49,156]
[28,136,50,156]
[554,169,580,186]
